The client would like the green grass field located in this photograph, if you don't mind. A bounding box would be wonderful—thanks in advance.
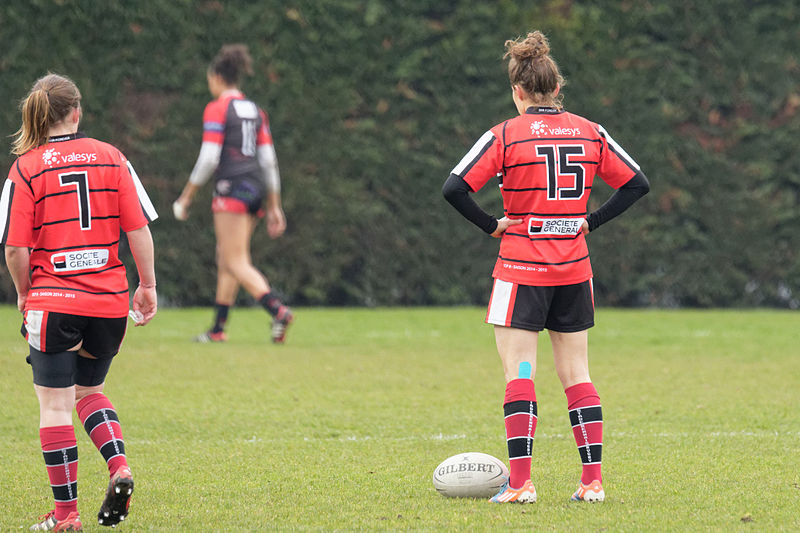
[1,306,798,531]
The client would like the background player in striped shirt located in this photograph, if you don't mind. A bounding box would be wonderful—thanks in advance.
[2,73,158,530]
[173,44,293,344]
[443,31,649,503]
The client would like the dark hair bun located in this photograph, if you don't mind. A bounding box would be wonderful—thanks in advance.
[211,44,253,85]
[505,31,550,61]
[503,30,564,107]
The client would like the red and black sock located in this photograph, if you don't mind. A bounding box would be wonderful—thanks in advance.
[503,378,537,489]
[258,292,290,321]
[211,302,230,334]
[565,382,603,484]
[40,425,78,520]
[76,393,128,478]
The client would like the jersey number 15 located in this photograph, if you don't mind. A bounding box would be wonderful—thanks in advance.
[535,145,586,201]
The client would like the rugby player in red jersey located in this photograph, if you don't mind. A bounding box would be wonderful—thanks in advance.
[443,31,649,503]
[173,44,292,344]
[2,73,158,530]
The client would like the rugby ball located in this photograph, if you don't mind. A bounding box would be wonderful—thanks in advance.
[432,452,509,498]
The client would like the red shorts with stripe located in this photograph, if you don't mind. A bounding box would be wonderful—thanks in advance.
[486,279,595,332]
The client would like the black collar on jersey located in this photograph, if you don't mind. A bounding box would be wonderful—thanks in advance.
[525,106,563,115]
[48,132,87,143]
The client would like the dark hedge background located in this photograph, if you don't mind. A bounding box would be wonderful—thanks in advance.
[1,1,798,308]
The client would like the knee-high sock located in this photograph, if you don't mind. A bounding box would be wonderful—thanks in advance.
[258,292,290,320]
[565,382,603,484]
[211,302,230,333]
[76,393,128,477]
[40,425,78,520]
[503,378,537,488]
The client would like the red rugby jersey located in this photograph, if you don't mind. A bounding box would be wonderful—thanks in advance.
[1,133,158,317]
[202,91,273,182]
[452,107,639,286]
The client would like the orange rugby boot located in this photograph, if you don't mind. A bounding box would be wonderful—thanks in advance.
[571,480,605,502]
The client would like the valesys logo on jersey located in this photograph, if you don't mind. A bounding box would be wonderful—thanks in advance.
[42,149,61,167]
[432,452,509,498]
[529,120,581,138]
[41,148,98,168]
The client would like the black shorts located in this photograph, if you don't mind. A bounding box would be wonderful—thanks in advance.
[485,279,594,333]
[22,310,127,388]
[213,176,266,216]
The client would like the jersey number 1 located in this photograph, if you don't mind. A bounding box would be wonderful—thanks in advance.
[535,145,586,200]
[59,171,91,230]
[241,120,257,157]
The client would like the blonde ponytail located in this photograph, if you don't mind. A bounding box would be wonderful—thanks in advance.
[11,73,81,155]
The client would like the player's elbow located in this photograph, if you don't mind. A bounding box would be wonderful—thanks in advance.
[627,170,650,198]
[442,173,462,203]
[5,245,26,260]
[638,171,650,196]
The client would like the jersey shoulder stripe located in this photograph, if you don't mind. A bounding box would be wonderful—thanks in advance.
[597,125,640,171]
[125,161,158,222]
[0,179,14,244]
[451,130,496,177]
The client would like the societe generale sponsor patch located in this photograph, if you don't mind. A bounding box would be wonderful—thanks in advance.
[528,217,583,236]
[51,249,109,272]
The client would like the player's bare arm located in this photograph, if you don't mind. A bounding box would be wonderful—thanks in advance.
[127,225,157,325]
[5,245,31,311]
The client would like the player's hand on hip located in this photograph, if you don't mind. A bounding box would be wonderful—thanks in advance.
[581,218,590,235]
[491,217,523,238]
[132,286,158,326]
[17,293,28,313]
[266,206,286,238]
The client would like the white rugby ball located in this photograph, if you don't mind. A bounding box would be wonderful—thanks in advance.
[432,452,509,498]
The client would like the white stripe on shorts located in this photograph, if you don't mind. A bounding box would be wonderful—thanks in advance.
[25,310,45,351]
[487,279,514,326]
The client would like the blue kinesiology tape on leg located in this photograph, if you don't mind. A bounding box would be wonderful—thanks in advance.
[518,361,532,379]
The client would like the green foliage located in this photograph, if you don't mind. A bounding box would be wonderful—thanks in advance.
[1,306,799,530]
[0,1,798,306]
